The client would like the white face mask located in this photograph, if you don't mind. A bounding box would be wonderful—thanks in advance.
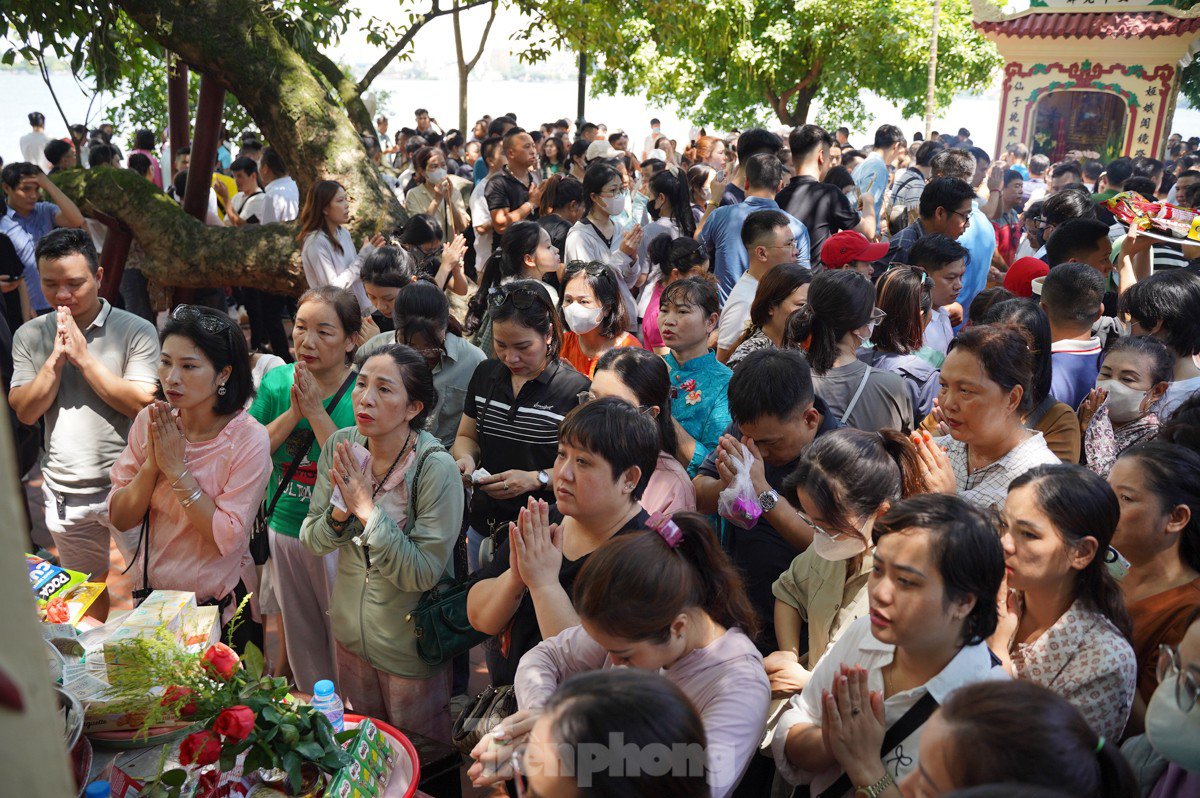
[856,322,877,342]
[604,194,626,217]
[1096,379,1150,423]
[811,529,867,561]
[563,303,602,334]
[1145,674,1200,771]
[426,167,447,184]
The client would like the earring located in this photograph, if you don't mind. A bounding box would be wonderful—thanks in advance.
[217,384,227,396]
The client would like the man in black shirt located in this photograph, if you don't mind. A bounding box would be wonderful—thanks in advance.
[694,349,842,654]
[778,124,875,263]
[719,128,784,207]
[486,127,546,236]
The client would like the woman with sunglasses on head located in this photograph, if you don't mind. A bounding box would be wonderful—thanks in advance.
[993,464,1137,740]
[466,399,657,686]
[559,260,641,378]
[787,269,913,433]
[862,266,939,428]
[727,263,812,368]
[297,179,386,319]
[108,305,272,652]
[1108,443,1200,717]
[453,280,591,573]
[565,161,644,332]
[301,344,464,742]
[247,286,362,690]
[766,428,924,699]
[467,220,561,358]
[772,493,1007,796]
[590,347,695,515]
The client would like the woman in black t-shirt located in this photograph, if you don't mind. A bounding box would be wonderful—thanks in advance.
[466,398,659,685]
[453,281,589,572]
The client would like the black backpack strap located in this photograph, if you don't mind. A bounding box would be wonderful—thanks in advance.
[816,692,939,798]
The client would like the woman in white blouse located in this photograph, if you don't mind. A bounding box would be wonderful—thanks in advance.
[772,494,1007,797]
[993,463,1137,741]
[564,160,643,332]
[297,179,386,318]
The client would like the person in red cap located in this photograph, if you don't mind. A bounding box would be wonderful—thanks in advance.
[1003,256,1049,298]
[819,230,889,279]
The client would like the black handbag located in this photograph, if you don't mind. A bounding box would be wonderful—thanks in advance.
[405,446,491,666]
[451,683,518,756]
[250,371,355,564]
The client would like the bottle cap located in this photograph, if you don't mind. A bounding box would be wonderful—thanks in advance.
[85,782,110,798]
[313,679,334,696]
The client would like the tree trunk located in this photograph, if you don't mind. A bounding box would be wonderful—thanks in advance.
[453,0,498,135]
[306,48,374,135]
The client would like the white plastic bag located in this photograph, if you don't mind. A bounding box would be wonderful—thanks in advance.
[716,442,763,530]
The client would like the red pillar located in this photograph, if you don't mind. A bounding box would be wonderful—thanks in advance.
[97,227,132,304]
[167,57,190,181]
[178,74,225,307]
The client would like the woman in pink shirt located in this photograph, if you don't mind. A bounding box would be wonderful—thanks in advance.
[108,304,271,652]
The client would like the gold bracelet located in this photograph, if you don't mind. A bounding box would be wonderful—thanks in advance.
[855,772,895,798]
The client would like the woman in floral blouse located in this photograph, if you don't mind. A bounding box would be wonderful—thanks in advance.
[992,463,1137,740]
[659,277,731,477]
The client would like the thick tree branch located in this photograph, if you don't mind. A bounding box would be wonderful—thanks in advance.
[464,1,498,72]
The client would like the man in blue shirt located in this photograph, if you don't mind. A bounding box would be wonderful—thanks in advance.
[930,149,997,323]
[699,153,810,303]
[852,124,906,219]
[2,162,85,314]
[1041,262,1104,410]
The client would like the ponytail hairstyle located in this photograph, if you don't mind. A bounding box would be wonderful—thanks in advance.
[594,347,679,457]
[649,168,697,238]
[539,173,584,216]
[939,680,1138,798]
[684,135,721,167]
[871,266,928,354]
[392,278,463,343]
[574,512,760,642]
[1117,442,1200,574]
[581,161,621,214]
[785,268,875,374]
[1008,464,1134,640]
[732,263,812,352]
[785,428,922,535]
[467,220,544,324]
[648,237,708,285]
[687,164,716,207]
[980,299,1053,407]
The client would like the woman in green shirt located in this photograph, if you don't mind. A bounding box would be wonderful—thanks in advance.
[248,285,361,692]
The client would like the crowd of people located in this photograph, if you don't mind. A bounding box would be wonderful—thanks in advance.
[4,106,1200,798]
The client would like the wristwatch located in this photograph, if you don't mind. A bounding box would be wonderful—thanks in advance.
[757,488,779,513]
[855,772,895,798]
[536,469,550,488]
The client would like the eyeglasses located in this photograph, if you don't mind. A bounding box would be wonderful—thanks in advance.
[797,509,871,542]
[576,390,657,414]
[488,285,550,311]
[1157,644,1200,713]
[870,308,887,325]
[949,209,972,226]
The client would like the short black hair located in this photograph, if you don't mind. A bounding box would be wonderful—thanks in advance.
[36,227,99,279]
[1042,187,1096,226]
[160,304,254,413]
[133,129,155,151]
[1133,156,1164,181]
[480,135,504,166]
[745,152,784,190]
[872,493,1004,645]
[919,177,976,220]
[741,209,791,249]
[908,233,968,273]
[1002,169,1024,187]
[559,398,660,498]
[360,245,415,289]
[1041,262,1104,325]
[229,156,258,176]
[1122,176,1157,197]
[913,140,946,167]
[392,279,453,343]
[1029,154,1050,176]
[930,149,976,182]
[501,126,529,153]
[88,144,115,168]
[873,124,904,150]
[260,147,287,175]
[127,153,152,176]
[28,112,45,127]
[2,161,41,189]
[1050,162,1082,182]
[44,139,73,167]
[788,124,834,160]
[361,343,438,430]
[1044,217,1110,266]
[840,149,865,167]
[728,348,815,425]
[736,128,783,160]
[1120,269,1200,356]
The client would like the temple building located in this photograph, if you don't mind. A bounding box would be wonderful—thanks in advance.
[973,0,1200,159]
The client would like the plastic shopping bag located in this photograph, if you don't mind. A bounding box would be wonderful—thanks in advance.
[716,442,762,530]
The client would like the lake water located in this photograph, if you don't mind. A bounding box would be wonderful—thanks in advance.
[3,68,1198,165]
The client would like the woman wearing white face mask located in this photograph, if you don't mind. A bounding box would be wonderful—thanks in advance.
[565,161,644,332]
[404,146,469,236]
[785,269,914,433]
[765,429,924,699]
[558,260,641,378]
[1080,335,1174,478]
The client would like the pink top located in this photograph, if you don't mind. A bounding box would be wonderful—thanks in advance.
[108,408,272,609]
[640,450,696,516]
[515,624,769,798]
[641,282,666,350]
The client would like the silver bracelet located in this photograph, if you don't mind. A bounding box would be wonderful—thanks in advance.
[179,486,203,508]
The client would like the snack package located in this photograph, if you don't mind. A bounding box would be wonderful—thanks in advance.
[716,443,763,530]
[326,770,375,798]
[1104,191,1200,242]
[38,582,107,626]
[27,554,86,604]
[470,467,491,485]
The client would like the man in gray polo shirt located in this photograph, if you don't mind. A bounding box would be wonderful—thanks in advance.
[10,228,159,619]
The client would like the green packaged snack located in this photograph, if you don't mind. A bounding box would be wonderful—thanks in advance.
[352,736,388,780]
[325,771,367,798]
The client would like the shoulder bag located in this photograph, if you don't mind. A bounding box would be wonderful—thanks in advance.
[405,443,492,667]
[451,683,518,756]
[249,370,355,565]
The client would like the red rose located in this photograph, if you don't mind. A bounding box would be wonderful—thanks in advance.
[213,705,256,742]
[179,729,222,767]
[161,685,197,718]
[201,643,240,680]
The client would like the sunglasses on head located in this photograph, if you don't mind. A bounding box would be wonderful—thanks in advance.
[567,260,614,281]
[171,304,237,340]
[488,284,550,311]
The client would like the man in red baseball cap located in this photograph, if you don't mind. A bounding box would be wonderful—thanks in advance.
[1003,256,1049,298]
[819,230,890,278]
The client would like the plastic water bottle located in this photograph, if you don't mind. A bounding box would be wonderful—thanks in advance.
[311,679,345,732]
[84,781,110,798]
